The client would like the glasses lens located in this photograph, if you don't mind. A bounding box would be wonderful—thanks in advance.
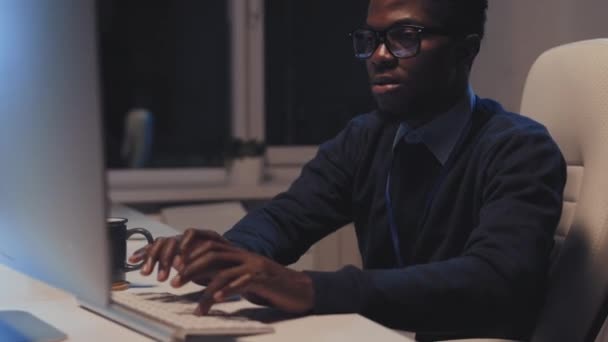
[352,29,376,59]
[387,27,420,58]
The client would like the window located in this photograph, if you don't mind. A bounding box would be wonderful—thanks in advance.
[265,0,374,146]
[98,0,230,169]
[101,0,374,202]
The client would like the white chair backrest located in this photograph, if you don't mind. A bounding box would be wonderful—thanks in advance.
[521,39,608,342]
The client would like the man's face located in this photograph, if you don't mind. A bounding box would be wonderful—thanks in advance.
[365,0,460,118]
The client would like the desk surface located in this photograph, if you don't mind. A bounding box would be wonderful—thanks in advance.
[0,205,413,342]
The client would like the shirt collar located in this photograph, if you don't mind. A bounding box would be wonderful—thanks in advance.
[392,85,477,165]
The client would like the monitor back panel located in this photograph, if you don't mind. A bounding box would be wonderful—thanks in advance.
[0,0,110,307]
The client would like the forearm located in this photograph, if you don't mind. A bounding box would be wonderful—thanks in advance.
[306,256,539,338]
[224,118,367,264]
[224,188,352,265]
[224,204,312,264]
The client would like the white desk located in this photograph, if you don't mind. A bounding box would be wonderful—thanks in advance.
[0,264,152,341]
[0,207,414,342]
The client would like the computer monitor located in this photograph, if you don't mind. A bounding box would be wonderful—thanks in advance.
[0,0,110,311]
[0,2,275,341]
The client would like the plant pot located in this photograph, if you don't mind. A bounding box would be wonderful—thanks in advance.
[228,157,264,185]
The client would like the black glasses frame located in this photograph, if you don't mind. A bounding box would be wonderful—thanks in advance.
[349,24,453,60]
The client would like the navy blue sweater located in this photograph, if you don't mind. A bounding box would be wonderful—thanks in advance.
[224,99,566,340]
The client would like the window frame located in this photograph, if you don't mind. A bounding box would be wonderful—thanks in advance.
[107,0,316,204]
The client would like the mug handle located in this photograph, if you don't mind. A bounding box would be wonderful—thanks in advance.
[124,228,155,272]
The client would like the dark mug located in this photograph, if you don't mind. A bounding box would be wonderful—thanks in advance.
[107,217,154,284]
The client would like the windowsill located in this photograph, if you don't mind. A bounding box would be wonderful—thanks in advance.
[109,180,291,204]
[108,168,228,189]
[106,147,316,204]
[108,168,296,204]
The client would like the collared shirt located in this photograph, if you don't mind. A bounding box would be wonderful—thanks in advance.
[225,97,566,339]
[392,86,477,165]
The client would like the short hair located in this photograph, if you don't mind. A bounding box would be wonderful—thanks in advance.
[431,0,489,39]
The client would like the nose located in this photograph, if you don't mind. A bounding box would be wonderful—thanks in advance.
[369,42,397,66]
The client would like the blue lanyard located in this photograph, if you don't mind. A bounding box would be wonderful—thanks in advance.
[385,119,473,267]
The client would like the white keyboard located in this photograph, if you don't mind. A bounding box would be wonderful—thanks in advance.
[112,291,274,336]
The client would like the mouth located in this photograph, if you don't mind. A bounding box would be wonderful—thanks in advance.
[371,76,402,95]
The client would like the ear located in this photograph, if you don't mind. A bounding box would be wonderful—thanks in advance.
[459,34,481,66]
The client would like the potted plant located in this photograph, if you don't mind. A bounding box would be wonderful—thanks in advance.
[224,138,267,185]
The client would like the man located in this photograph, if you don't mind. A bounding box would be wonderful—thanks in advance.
[130,0,566,339]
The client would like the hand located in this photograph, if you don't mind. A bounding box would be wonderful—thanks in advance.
[170,240,314,316]
[128,228,231,282]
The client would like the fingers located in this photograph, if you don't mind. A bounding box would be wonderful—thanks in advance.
[180,241,241,287]
[157,237,178,281]
[132,228,232,282]
[212,273,252,303]
[128,245,150,263]
[171,251,243,288]
[179,228,230,254]
[141,237,177,276]
[195,267,253,315]
[183,240,236,264]
[172,254,184,272]
[180,241,233,286]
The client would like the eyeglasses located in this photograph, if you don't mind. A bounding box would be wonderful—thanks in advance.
[350,25,453,60]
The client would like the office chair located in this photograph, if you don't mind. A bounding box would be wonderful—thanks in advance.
[441,38,608,342]
[521,38,608,342]
[596,317,608,342]
[161,40,608,342]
